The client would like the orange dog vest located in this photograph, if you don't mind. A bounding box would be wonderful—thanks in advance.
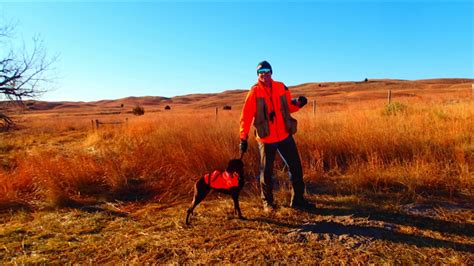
[204,170,239,189]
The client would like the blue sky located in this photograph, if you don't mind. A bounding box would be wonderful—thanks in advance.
[1,1,472,102]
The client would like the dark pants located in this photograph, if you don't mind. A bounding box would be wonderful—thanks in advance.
[258,135,306,205]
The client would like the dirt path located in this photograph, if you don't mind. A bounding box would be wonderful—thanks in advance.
[1,195,473,263]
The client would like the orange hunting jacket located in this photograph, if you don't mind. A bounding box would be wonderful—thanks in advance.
[204,170,239,190]
[240,79,300,143]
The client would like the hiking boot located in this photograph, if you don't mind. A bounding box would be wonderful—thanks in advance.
[290,198,316,210]
[263,202,277,213]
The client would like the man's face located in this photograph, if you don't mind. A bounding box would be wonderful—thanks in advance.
[258,70,272,83]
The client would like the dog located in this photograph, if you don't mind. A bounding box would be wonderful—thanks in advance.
[185,158,245,225]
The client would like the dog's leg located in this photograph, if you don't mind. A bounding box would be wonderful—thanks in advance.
[186,179,210,225]
[231,192,245,220]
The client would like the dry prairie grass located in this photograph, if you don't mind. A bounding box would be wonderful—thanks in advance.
[1,101,473,209]
[0,99,473,263]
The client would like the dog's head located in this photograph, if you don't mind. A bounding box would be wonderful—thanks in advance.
[226,159,244,178]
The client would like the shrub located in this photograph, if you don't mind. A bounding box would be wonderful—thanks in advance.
[382,102,408,116]
[132,105,145,116]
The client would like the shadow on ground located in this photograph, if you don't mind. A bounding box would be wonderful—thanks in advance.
[248,194,474,253]
[253,215,474,253]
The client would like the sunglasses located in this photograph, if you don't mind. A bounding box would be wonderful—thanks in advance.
[257,68,271,74]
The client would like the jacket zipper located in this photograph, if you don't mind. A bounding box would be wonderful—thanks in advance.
[269,84,281,142]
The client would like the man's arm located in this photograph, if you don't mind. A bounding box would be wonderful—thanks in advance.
[285,85,302,113]
[239,87,256,140]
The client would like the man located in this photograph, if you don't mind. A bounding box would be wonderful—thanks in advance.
[239,60,315,212]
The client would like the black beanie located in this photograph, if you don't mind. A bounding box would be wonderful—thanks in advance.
[256,60,272,75]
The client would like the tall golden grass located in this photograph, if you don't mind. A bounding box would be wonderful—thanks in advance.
[0,101,473,210]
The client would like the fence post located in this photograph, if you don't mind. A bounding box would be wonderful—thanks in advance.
[471,84,474,100]
[95,119,99,129]
[312,99,316,116]
[91,120,94,130]
[387,89,392,105]
[215,107,218,121]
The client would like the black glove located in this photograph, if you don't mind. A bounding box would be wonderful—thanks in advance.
[298,96,308,108]
[239,139,248,153]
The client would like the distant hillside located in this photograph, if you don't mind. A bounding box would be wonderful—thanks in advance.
[22,96,171,111]
[13,78,474,112]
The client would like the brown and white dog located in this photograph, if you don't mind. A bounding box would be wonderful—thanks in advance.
[185,158,245,225]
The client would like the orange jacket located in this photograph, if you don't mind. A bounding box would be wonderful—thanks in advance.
[204,170,240,190]
[240,79,300,143]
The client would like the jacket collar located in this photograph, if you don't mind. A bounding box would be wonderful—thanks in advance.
[257,78,274,89]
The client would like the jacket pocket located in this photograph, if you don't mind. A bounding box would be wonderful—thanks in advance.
[288,116,297,135]
[254,120,270,138]
[279,95,298,135]
[254,97,270,138]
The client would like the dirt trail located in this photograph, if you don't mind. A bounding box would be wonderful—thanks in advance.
[1,194,473,264]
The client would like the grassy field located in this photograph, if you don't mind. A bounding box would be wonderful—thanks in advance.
[0,89,473,263]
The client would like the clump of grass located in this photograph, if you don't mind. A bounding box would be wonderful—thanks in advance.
[297,101,474,198]
[382,102,408,116]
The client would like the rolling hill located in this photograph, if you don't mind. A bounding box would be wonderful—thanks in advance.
[10,78,474,114]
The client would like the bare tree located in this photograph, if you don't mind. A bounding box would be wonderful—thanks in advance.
[0,23,57,129]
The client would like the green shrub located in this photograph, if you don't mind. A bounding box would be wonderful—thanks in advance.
[382,102,408,116]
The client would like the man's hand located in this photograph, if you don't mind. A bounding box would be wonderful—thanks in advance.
[298,96,308,108]
[239,139,248,153]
